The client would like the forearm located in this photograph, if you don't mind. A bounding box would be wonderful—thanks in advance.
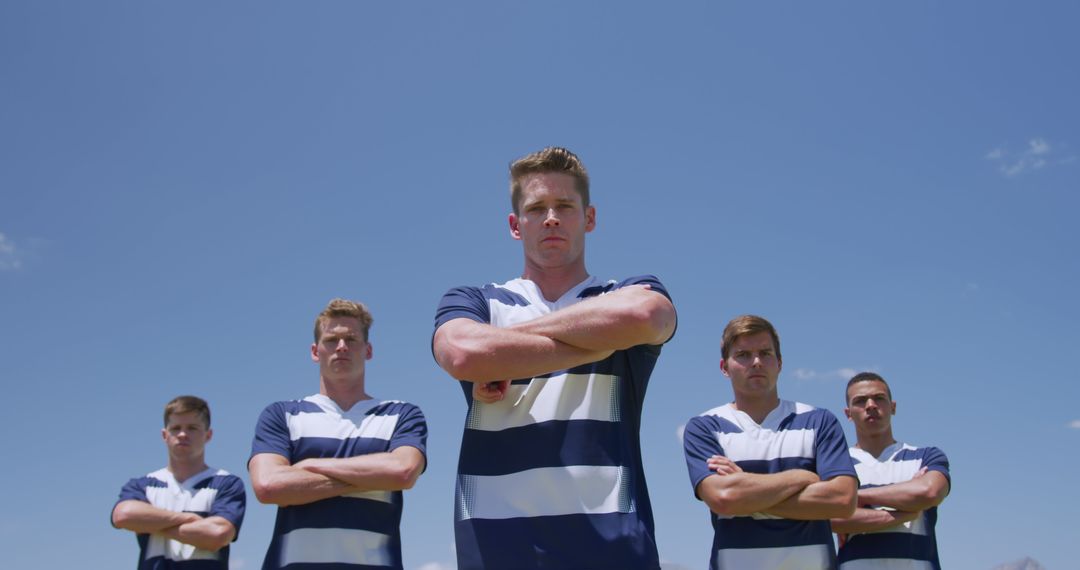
[111,500,199,533]
[858,474,948,511]
[298,448,424,491]
[765,476,858,520]
[251,463,357,507]
[435,320,613,382]
[161,517,236,552]
[699,469,818,517]
[512,287,675,351]
[831,507,921,534]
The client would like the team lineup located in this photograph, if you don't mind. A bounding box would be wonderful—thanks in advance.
[111,147,951,570]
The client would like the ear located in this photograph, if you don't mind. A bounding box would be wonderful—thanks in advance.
[161,428,168,443]
[364,342,373,361]
[311,343,319,363]
[584,205,596,233]
[844,407,852,421]
[205,427,213,443]
[720,357,730,377]
[509,212,522,240]
[890,400,897,415]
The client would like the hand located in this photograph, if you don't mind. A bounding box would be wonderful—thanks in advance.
[707,455,744,476]
[473,380,510,404]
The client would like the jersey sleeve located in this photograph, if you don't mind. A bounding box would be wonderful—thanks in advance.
[615,274,676,344]
[434,286,490,330]
[250,402,292,461]
[112,477,150,527]
[209,475,247,540]
[814,411,858,481]
[683,416,724,499]
[921,446,951,487]
[388,404,429,469]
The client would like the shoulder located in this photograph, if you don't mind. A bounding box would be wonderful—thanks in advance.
[368,399,425,418]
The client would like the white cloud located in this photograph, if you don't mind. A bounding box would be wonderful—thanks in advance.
[229,558,246,569]
[986,137,1076,177]
[792,368,867,382]
[1068,419,1080,429]
[675,423,685,442]
[417,563,455,570]
[0,233,21,271]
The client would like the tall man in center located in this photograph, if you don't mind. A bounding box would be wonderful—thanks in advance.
[433,147,677,569]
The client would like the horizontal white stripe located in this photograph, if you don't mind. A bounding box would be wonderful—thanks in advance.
[279,527,391,567]
[145,536,218,561]
[146,486,218,513]
[841,558,935,570]
[287,410,399,441]
[459,465,628,520]
[717,543,830,570]
[855,457,924,487]
[717,427,816,462]
[342,489,393,503]
[468,373,617,431]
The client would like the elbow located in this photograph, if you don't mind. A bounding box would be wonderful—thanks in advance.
[702,488,756,518]
[434,337,487,381]
[111,502,136,529]
[633,295,676,345]
[833,489,858,518]
[390,460,424,491]
[252,479,288,506]
[204,526,235,552]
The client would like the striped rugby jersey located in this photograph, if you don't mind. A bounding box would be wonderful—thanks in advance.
[838,443,950,570]
[250,395,427,570]
[115,467,246,570]
[434,274,674,570]
[683,400,856,570]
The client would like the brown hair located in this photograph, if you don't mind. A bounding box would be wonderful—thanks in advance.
[314,298,374,342]
[509,146,590,214]
[720,315,782,362]
[845,371,893,404]
[164,395,211,428]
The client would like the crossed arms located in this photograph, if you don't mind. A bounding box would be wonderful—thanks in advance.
[434,284,676,383]
[831,468,950,534]
[111,501,236,552]
[249,446,425,507]
[696,455,857,520]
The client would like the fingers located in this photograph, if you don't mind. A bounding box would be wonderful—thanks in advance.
[706,455,742,475]
[473,380,510,404]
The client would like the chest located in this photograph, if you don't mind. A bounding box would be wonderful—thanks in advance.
[855,456,924,487]
[287,410,397,459]
[146,483,218,513]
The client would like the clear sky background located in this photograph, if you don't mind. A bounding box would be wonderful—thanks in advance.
[2,2,1077,569]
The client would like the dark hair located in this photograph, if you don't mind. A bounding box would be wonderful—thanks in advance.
[845,371,892,404]
[164,395,210,428]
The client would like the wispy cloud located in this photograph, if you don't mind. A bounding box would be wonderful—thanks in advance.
[986,137,1076,177]
[791,368,862,382]
[1068,419,1080,429]
[0,233,21,271]
[417,562,455,570]
[675,423,685,442]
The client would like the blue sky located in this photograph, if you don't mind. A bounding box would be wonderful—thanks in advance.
[2,2,1077,568]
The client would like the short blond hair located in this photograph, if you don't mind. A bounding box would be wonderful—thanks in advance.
[509,146,590,214]
[720,315,782,363]
[314,298,374,342]
[164,395,210,428]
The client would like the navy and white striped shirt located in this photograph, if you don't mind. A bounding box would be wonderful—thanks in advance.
[838,443,950,570]
[250,395,427,570]
[115,467,246,570]
[435,275,674,570]
[683,400,856,570]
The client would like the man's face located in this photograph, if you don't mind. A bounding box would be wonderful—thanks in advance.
[162,411,211,462]
[509,172,596,272]
[845,380,896,437]
[312,316,372,381]
[720,331,782,399]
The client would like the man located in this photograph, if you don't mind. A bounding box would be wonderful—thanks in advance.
[249,299,428,570]
[831,372,951,569]
[682,315,858,570]
[112,396,246,569]
[433,146,677,569]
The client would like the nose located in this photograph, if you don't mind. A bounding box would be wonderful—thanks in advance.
[543,208,560,227]
[336,339,349,352]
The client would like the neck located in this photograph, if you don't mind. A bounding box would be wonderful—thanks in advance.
[168,457,209,484]
[320,375,371,411]
[522,260,589,302]
[732,392,780,424]
[857,430,897,458]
